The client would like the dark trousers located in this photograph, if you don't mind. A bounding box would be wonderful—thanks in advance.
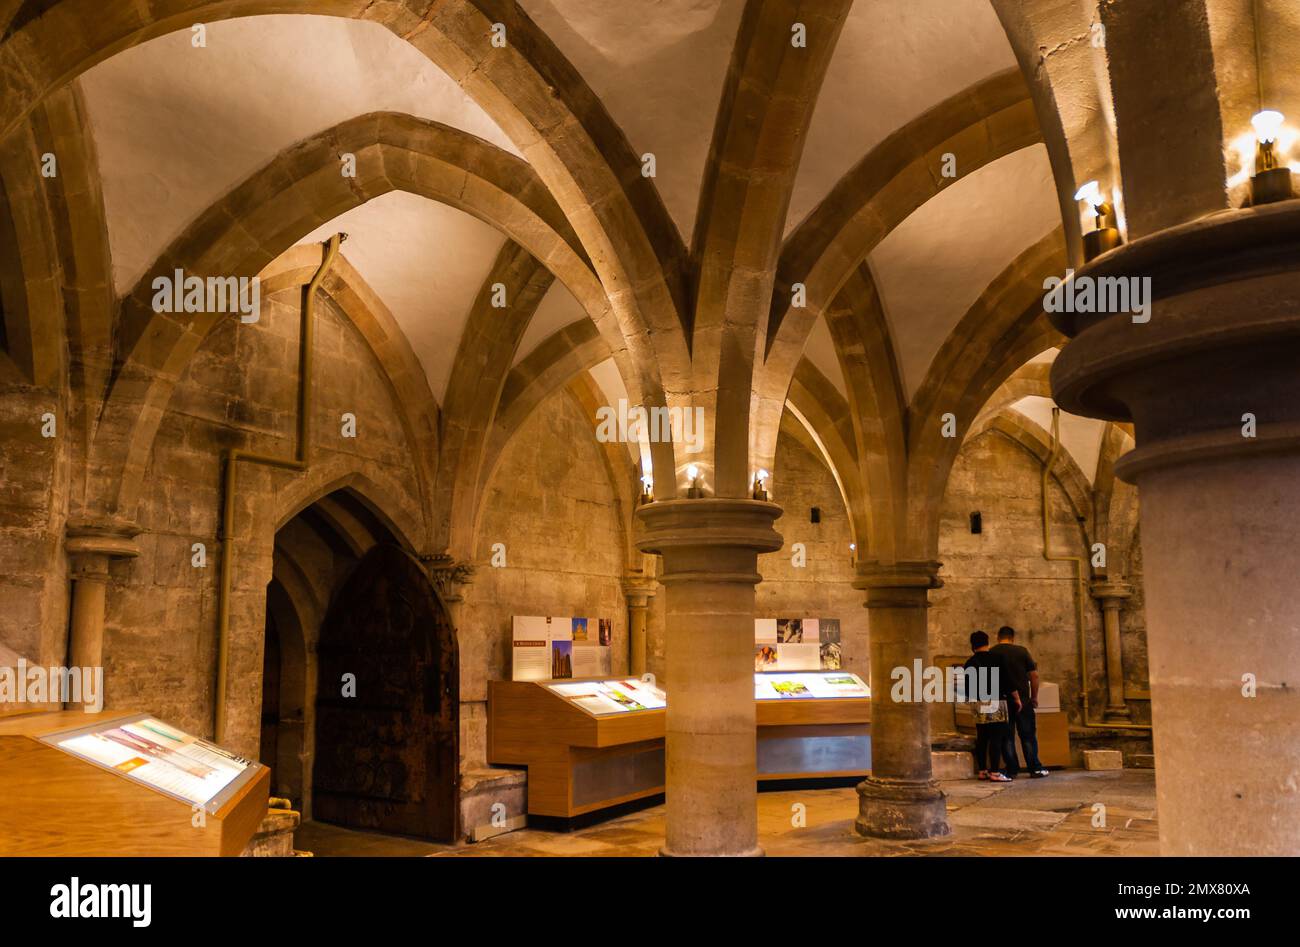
[1003,704,1043,776]
[973,721,1009,773]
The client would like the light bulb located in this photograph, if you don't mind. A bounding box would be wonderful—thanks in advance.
[686,465,698,482]
[757,469,770,482]
[1073,180,1103,209]
[1252,109,1285,144]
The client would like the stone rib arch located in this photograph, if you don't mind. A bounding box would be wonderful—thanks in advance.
[901,227,1068,561]
[0,1,691,477]
[687,0,851,497]
[433,240,554,559]
[968,408,1095,542]
[753,68,1041,469]
[87,111,607,523]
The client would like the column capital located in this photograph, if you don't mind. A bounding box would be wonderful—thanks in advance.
[1090,579,1134,603]
[421,553,475,603]
[621,574,657,606]
[1050,203,1300,483]
[65,520,141,566]
[635,498,783,558]
[852,559,943,598]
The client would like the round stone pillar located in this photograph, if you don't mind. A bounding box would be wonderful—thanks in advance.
[1051,207,1300,855]
[853,560,949,839]
[621,576,657,677]
[1090,580,1133,720]
[635,498,782,857]
[65,524,140,711]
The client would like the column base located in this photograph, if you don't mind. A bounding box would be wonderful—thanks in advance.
[854,776,950,840]
[658,845,765,858]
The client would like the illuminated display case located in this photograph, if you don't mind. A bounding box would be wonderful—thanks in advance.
[0,710,270,856]
[488,671,874,824]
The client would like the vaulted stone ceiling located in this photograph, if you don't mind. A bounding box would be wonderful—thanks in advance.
[77,15,518,294]
[63,1,1086,462]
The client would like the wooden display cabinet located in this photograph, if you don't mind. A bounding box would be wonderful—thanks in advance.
[488,679,666,821]
[0,710,270,856]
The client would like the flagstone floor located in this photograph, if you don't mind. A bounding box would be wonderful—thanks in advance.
[294,769,1159,857]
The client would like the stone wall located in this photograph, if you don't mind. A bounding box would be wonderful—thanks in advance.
[100,283,427,755]
[932,428,1149,729]
[0,374,69,673]
[460,389,630,766]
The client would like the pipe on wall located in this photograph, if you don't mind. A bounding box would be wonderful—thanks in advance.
[1041,408,1149,732]
[213,234,344,744]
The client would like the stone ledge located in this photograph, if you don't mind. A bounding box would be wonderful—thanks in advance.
[1083,749,1124,771]
[460,766,527,843]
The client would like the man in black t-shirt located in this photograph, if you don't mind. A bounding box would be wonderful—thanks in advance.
[963,630,1020,781]
[991,625,1047,778]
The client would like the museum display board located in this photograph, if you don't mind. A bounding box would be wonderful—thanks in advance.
[512,615,614,681]
[489,671,875,822]
[0,710,270,856]
[755,617,843,671]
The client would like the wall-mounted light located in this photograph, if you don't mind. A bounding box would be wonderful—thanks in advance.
[1250,109,1293,204]
[1074,180,1121,262]
[639,475,654,504]
[686,464,704,499]
[752,469,769,502]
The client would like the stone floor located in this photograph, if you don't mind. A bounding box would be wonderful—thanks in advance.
[295,769,1158,857]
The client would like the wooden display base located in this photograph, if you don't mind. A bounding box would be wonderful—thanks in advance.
[0,710,270,856]
[488,681,666,819]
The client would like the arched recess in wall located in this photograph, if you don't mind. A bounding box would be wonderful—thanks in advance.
[266,480,459,842]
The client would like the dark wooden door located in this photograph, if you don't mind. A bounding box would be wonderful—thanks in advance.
[312,543,459,841]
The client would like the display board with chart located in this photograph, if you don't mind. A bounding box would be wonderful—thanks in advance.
[40,714,259,813]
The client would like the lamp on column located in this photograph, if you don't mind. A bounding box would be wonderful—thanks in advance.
[752,469,769,502]
[686,465,704,498]
[1250,109,1293,204]
[1074,180,1121,261]
[639,474,654,504]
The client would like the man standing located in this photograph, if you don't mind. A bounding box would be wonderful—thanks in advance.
[963,630,1020,782]
[992,626,1048,778]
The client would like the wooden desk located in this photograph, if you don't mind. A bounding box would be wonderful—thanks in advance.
[0,710,269,856]
[488,680,666,819]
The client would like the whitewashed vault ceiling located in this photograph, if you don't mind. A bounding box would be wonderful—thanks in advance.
[788,0,1017,235]
[78,15,518,296]
[1010,396,1108,485]
[517,0,746,241]
[869,144,1060,402]
[71,3,1087,459]
[299,193,507,405]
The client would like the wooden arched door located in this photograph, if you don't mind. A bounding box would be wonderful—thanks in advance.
[312,543,459,841]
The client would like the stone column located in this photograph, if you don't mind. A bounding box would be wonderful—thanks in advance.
[1090,580,1133,720]
[1050,209,1300,855]
[65,525,140,711]
[853,559,949,839]
[635,498,782,857]
[621,576,657,677]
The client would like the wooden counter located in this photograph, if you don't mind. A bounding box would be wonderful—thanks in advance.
[0,710,269,856]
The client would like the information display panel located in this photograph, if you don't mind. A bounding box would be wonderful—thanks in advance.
[545,678,667,716]
[754,671,871,701]
[39,713,259,813]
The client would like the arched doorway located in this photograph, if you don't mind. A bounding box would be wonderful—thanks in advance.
[311,543,460,842]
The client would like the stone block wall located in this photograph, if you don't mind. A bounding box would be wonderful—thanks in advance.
[100,286,426,755]
[460,389,630,766]
[932,428,1149,728]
